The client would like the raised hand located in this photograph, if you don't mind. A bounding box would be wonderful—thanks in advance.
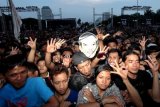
[10,47,19,55]
[145,55,159,75]
[27,37,37,50]
[97,46,109,60]
[82,87,95,103]
[110,59,128,80]
[139,36,148,50]
[46,38,57,53]
[55,39,66,49]
[96,27,110,40]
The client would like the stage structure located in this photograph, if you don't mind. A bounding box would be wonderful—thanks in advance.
[93,8,113,27]
[93,8,102,25]
[121,5,151,27]
[0,6,42,30]
[121,6,151,15]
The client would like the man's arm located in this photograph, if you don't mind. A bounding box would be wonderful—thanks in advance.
[110,61,143,107]
[148,71,160,102]
[145,57,160,102]
[123,79,143,107]
[27,37,37,62]
[43,96,59,107]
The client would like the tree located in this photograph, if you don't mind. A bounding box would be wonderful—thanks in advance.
[144,9,155,18]
[156,9,160,15]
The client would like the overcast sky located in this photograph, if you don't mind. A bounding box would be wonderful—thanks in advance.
[1,0,160,22]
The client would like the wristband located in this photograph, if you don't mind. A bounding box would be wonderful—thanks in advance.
[97,52,105,58]
[99,101,104,107]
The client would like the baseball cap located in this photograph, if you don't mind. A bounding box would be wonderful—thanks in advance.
[72,52,89,65]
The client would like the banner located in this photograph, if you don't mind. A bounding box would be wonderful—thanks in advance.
[9,0,22,40]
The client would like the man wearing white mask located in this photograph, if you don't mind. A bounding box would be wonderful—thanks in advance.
[78,32,98,58]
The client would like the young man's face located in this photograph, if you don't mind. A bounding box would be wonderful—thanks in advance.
[61,51,73,67]
[52,51,61,63]
[107,52,120,66]
[125,54,140,74]
[5,66,28,88]
[37,60,48,74]
[52,72,69,95]
[77,60,92,77]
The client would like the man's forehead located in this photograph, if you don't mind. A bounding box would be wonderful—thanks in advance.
[9,66,26,73]
[53,73,68,80]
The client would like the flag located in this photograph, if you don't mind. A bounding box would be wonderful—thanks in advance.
[0,9,2,16]
[8,0,22,40]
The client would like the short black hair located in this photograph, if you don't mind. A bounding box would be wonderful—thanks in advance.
[103,36,118,46]
[25,62,40,76]
[107,48,122,58]
[146,45,160,55]
[128,43,141,53]
[50,64,69,80]
[61,47,73,55]
[122,50,140,62]
[36,57,45,64]
[2,54,27,75]
[69,74,88,91]
[95,64,113,77]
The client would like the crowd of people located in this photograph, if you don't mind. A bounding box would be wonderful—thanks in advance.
[0,25,160,107]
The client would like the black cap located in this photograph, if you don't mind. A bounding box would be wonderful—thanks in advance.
[72,52,89,65]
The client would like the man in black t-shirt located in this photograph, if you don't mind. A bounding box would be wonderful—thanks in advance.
[111,50,160,107]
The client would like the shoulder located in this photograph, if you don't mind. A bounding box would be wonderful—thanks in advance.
[0,83,13,94]
[27,77,44,82]
[137,70,152,80]
[26,77,49,90]
[106,83,120,91]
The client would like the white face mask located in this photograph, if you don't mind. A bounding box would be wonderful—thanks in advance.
[79,32,98,58]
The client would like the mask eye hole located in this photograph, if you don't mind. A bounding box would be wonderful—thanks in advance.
[92,43,96,46]
[82,43,87,46]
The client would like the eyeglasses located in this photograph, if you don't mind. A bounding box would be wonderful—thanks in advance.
[62,54,73,58]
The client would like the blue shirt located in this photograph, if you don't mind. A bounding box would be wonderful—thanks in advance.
[0,77,54,107]
[66,89,78,104]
